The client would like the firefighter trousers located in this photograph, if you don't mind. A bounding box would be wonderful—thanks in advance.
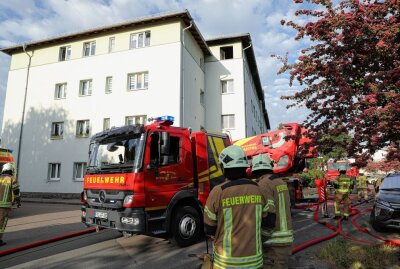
[263,244,292,269]
[334,192,351,217]
[357,188,368,200]
[0,208,10,240]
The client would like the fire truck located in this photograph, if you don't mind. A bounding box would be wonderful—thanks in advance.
[81,116,230,246]
[234,123,313,204]
[325,159,358,181]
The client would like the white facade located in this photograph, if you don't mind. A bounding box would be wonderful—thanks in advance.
[0,11,269,195]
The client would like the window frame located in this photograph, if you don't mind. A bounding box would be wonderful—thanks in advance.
[58,46,71,61]
[105,76,113,94]
[127,72,149,91]
[129,31,151,49]
[79,79,93,96]
[51,121,64,139]
[125,115,147,126]
[54,83,67,99]
[108,37,115,53]
[103,118,110,131]
[76,120,90,137]
[221,114,235,130]
[200,88,205,107]
[83,41,96,57]
[73,162,87,181]
[221,79,234,94]
[48,163,61,181]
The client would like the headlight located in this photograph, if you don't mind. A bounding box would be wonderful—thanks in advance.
[276,155,289,169]
[376,198,391,208]
[123,195,134,205]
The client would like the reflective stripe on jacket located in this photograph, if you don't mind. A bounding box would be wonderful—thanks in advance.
[335,176,352,193]
[258,174,294,246]
[0,175,14,208]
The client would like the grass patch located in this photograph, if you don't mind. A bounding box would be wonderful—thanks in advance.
[316,238,400,269]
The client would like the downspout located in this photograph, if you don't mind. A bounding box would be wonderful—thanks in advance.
[242,43,252,137]
[180,21,193,127]
[16,44,33,176]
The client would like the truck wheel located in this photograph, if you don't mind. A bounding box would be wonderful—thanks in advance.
[370,209,384,232]
[170,206,202,247]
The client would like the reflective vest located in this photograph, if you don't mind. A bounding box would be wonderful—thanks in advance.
[258,174,294,246]
[357,175,368,189]
[0,174,14,208]
[335,176,352,194]
[204,178,267,269]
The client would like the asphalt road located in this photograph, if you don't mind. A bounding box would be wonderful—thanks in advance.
[0,200,398,269]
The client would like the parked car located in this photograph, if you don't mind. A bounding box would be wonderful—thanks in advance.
[370,173,400,231]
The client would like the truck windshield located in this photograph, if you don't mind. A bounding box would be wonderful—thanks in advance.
[88,134,144,172]
[327,162,350,171]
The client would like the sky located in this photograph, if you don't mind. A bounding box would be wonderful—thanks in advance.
[0,0,311,134]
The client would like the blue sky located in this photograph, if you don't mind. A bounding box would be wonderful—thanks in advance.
[0,0,311,135]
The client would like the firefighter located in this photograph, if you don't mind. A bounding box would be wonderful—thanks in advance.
[356,173,368,202]
[252,154,293,269]
[203,145,274,269]
[332,169,352,220]
[0,163,17,246]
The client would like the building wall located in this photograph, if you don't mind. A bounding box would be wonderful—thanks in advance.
[2,23,192,193]
[205,42,246,140]
[9,22,182,70]
[1,21,265,194]
[243,55,266,136]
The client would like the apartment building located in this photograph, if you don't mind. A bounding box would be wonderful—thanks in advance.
[0,10,269,195]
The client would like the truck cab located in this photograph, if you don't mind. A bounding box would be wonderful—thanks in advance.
[81,116,230,246]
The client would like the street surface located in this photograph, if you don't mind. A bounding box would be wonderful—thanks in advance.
[0,200,398,269]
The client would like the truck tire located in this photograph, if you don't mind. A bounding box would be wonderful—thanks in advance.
[170,205,202,247]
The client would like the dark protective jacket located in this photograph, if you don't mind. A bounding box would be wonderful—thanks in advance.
[258,174,293,246]
[204,178,268,269]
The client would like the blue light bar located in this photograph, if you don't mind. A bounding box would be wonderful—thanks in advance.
[154,116,174,122]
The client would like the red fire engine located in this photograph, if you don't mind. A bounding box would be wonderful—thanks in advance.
[81,116,230,246]
[325,159,358,181]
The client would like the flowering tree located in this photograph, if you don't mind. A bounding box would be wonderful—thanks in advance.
[363,159,400,174]
[278,0,400,165]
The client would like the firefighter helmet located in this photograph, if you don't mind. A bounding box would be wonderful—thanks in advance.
[1,162,14,174]
[251,154,273,171]
[218,145,248,169]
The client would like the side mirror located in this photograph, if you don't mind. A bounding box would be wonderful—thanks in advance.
[160,132,170,155]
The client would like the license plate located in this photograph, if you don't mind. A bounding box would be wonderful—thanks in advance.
[95,211,108,219]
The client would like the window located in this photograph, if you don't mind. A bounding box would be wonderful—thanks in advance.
[200,89,205,106]
[48,163,61,181]
[220,46,233,60]
[76,120,90,137]
[108,37,115,53]
[59,46,71,61]
[221,79,234,94]
[73,162,87,181]
[54,83,67,99]
[125,115,147,126]
[127,72,148,90]
[130,31,151,49]
[105,76,112,93]
[221,114,235,129]
[79,80,92,96]
[83,41,96,57]
[103,118,110,131]
[150,132,180,166]
[51,122,64,138]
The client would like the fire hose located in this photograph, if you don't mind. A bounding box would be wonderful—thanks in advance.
[292,198,400,255]
[0,228,96,257]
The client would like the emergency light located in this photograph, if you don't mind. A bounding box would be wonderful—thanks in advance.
[154,115,174,123]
